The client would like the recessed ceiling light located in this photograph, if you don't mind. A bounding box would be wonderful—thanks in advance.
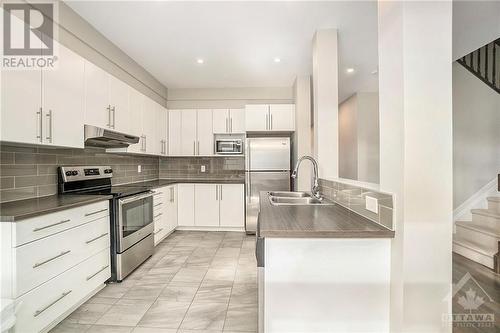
[196,58,204,64]
[274,57,281,63]
[346,68,355,73]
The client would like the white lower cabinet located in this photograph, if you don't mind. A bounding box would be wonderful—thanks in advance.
[219,184,245,227]
[153,185,177,245]
[1,201,111,333]
[194,184,220,227]
[177,184,195,227]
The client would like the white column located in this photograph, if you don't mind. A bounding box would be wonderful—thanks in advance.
[378,1,453,332]
[293,75,313,191]
[312,29,339,179]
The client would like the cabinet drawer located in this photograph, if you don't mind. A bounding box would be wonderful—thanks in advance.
[15,217,110,297]
[13,249,110,333]
[13,201,109,247]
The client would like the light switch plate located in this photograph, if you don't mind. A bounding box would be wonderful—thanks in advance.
[201,165,206,173]
[138,165,142,173]
[365,196,379,214]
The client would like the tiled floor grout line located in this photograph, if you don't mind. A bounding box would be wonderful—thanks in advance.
[222,236,243,332]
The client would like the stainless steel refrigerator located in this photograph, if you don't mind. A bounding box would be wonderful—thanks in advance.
[245,137,291,234]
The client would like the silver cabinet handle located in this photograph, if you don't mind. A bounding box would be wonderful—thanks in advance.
[86,265,109,281]
[154,228,164,235]
[34,290,72,317]
[166,139,169,155]
[230,118,233,133]
[37,108,43,142]
[85,208,108,217]
[152,192,162,196]
[193,141,196,155]
[107,105,111,127]
[112,106,116,129]
[45,110,53,142]
[33,250,71,268]
[170,187,174,202]
[144,135,147,151]
[265,113,269,130]
[216,185,218,201]
[220,185,223,200]
[154,213,163,219]
[197,141,200,155]
[85,232,108,244]
[33,219,71,232]
[226,118,229,133]
[154,202,163,207]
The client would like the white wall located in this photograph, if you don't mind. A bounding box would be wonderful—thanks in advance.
[293,76,313,191]
[166,87,293,109]
[338,92,380,183]
[453,0,500,60]
[453,62,500,208]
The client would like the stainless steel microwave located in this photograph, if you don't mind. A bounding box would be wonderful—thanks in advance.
[215,139,243,155]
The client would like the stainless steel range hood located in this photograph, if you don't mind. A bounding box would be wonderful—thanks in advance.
[84,125,140,148]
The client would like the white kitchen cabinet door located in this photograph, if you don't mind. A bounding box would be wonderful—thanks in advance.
[229,108,246,133]
[245,104,269,131]
[194,184,220,227]
[168,110,182,156]
[142,98,157,154]
[84,61,110,128]
[1,64,42,145]
[181,110,197,156]
[128,89,144,153]
[166,185,178,232]
[269,104,295,131]
[108,75,129,133]
[156,106,168,156]
[219,184,245,227]
[196,109,213,156]
[42,44,85,148]
[213,109,230,134]
[177,184,195,226]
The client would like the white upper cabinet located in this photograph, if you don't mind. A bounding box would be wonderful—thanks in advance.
[84,61,109,128]
[213,108,245,134]
[213,109,230,134]
[42,44,85,148]
[269,104,295,131]
[245,104,295,131]
[245,104,269,131]
[168,110,182,156]
[181,110,197,156]
[157,105,168,156]
[108,75,129,133]
[142,98,157,154]
[196,109,213,156]
[1,41,84,148]
[127,88,144,153]
[229,108,246,133]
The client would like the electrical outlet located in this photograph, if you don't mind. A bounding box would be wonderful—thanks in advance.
[201,165,206,173]
[365,196,378,214]
[137,165,142,173]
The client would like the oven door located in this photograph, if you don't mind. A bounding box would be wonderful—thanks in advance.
[117,191,154,252]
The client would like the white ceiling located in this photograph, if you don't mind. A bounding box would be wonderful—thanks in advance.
[66,1,379,102]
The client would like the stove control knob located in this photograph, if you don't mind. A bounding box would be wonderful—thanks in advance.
[71,171,78,176]
[104,169,113,174]
[65,171,72,176]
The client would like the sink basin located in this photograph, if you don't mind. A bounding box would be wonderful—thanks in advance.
[269,196,333,206]
[268,191,310,198]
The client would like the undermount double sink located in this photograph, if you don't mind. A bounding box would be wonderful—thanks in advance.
[268,191,334,206]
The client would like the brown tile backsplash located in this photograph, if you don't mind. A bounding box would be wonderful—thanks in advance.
[159,156,245,179]
[0,144,159,203]
[319,178,394,230]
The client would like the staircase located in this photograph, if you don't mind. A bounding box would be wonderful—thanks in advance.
[457,38,500,94]
[453,196,500,272]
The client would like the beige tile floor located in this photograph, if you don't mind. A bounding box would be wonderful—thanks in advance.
[50,231,258,333]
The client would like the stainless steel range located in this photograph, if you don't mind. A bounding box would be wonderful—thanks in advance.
[58,166,154,282]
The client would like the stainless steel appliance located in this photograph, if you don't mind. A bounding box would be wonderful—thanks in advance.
[245,137,291,234]
[58,166,154,282]
[84,124,140,148]
[215,138,244,155]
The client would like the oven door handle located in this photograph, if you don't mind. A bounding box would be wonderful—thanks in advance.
[118,191,154,205]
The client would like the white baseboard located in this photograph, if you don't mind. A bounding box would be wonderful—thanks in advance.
[454,177,499,221]
[175,226,245,232]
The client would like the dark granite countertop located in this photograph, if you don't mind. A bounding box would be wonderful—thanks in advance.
[0,195,112,222]
[258,192,395,238]
[127,177,245,188]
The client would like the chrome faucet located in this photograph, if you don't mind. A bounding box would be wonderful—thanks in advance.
[291,155,322,200]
